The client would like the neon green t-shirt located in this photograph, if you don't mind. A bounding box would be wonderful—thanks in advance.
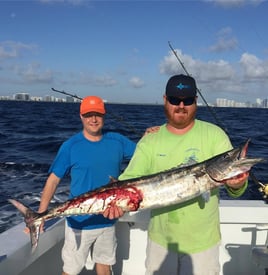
[119,119,244,254]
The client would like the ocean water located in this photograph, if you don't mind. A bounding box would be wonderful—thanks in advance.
[0,100,267,233]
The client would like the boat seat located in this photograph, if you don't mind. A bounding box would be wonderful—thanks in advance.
[252,223,268,269]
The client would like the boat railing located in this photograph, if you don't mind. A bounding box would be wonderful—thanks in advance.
[252,223,268,274]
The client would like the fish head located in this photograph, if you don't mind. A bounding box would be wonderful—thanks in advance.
[205,139,264,182]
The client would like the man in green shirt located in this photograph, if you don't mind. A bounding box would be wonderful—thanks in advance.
[113,74,248,274]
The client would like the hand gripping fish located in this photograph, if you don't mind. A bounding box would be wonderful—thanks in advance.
[9,139,264,251]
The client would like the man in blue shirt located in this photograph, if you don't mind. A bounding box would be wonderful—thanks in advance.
[37,96,136,275]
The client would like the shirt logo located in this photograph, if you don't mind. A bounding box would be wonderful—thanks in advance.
[176,83,190,90]
[157,153,166,157]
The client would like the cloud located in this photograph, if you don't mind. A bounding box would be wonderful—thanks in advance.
[92,75,118,86]
[15,63,54,84]
[205,0,264,8]
[129,77,144,88]
[159,49,235,81]
[159,47,268,102]
[74,72,118,87]
[209,27,238,53]
[0,41,37,60]
[240,52,268,79]
[39,0,90,6]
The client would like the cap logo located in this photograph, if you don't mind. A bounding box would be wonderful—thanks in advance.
[176,83,190,90]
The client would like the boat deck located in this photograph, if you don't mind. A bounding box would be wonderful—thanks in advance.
[1,200,268,275]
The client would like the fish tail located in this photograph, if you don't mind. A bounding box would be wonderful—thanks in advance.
[8,199,42,252]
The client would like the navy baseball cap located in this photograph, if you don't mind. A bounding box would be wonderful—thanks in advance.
[165,74,197,97]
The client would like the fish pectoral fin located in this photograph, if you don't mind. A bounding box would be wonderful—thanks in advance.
[201,191,211,202]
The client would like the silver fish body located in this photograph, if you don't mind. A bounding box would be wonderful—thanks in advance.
[9,139,263,251]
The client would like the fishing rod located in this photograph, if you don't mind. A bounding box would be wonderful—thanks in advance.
[168,41,228,133]
[168,41,268,199]
[51,88,82,100]
[51,88,142,136]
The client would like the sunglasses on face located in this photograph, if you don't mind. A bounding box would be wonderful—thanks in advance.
[167,96,196,106]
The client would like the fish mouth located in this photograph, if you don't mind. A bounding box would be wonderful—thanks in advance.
[216,171,247,184]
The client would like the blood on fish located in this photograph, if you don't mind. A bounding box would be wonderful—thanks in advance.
[56,186,143,214]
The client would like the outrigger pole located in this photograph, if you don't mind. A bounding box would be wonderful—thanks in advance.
[168,41,227,133]
[168,41,268,199]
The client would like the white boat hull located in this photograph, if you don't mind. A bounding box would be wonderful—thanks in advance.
[1,200,268,275]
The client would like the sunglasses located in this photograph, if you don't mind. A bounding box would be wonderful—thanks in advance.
[167,96,196,106]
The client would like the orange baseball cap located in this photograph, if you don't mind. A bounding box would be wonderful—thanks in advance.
[80,96,106,115]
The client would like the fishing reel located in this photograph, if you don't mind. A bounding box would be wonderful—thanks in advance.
[258,183,268,199]
[250,172,268,200]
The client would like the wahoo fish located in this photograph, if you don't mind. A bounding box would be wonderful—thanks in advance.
[9,139,263,251]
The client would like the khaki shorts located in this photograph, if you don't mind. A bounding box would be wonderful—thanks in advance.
[62,222,117,275]
[145,238,220,275]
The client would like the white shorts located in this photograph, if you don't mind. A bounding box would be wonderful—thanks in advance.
[145,238,220,275]
[62,222,117,275]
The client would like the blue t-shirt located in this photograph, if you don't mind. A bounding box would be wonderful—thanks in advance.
[49,131,136,230]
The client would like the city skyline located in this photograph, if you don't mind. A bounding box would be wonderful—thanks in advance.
[1,91,267,108]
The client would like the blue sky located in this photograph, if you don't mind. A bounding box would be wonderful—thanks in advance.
[0,0,268,104]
